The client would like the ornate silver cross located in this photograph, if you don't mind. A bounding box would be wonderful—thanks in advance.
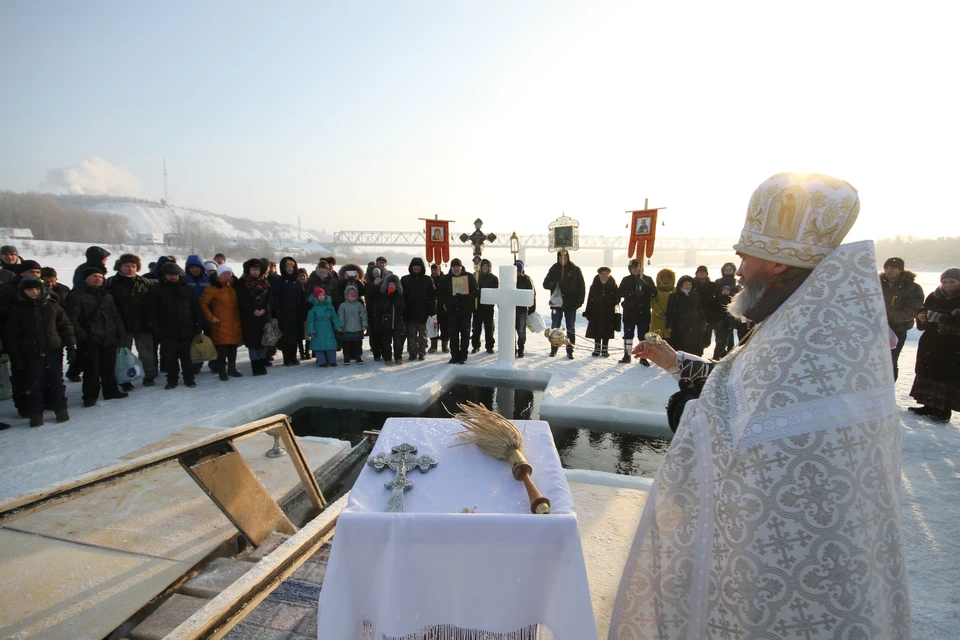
[366,443,438,512]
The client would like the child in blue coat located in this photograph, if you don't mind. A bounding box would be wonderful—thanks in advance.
[307,287,342,367]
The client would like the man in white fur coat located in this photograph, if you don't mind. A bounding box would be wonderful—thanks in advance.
[610,173,910,639]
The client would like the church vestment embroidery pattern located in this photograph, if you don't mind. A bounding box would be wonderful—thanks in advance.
[609,241,910,639]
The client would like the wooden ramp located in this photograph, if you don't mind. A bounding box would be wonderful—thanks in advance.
[0,419,347,640]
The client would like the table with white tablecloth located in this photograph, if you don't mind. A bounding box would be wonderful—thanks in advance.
[317,417,597,640]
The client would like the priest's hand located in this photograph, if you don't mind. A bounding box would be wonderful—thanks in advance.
[632,339,677,370]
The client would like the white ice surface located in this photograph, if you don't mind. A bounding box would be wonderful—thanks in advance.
[0,248,955,637]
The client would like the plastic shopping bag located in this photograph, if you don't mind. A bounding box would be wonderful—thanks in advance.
[189,334,218,363]
[426,315,439,339]
[526,311,546,334]
[116,347,145,383]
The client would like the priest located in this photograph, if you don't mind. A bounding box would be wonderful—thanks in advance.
[610,173,910,639]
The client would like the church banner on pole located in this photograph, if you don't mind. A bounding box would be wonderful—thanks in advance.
[423,218,452,265]
[627,208,664,261]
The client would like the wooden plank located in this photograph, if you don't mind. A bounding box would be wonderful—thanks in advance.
[0,415,289,524]
[165,494,347,640]
[184,445,295,546]
[276,421,326,509]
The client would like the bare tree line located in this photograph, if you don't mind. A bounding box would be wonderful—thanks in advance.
[0,191,130,244]
[875,236,959,269]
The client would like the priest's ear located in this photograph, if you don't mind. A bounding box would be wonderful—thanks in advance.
[772,263,791,276]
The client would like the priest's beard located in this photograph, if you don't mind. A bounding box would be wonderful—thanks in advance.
[727,274,771,322]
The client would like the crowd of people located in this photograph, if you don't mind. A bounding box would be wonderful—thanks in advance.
[0,232,956,430]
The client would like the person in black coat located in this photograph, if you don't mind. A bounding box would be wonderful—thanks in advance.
[272,256,307,366]
[365,267,385,361]
[908,268,960,423]
[105,254,158,388]
[666,275,707,356]
[542,250,585,359]
[40,267,71,305]
[585,267,620,357]
[72,246,111,288]
[149,262,203,389]
[0,245,23,286]
[514,261,536,358]
[377,274,406,365]
[711,262,744,360]
[429,263,448,353]
[236,258,272,375]
[617,258,658,364]
[437,258,478,364]
[881,257,925,381]
[693,266,719,353]
[6,277,76,426]
[401,257,436,361]
[66,268,128,406]
[471,258,499,355]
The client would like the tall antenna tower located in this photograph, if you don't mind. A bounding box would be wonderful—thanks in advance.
[163,159,170,205]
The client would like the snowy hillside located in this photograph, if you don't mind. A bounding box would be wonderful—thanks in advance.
[86,199,327,244]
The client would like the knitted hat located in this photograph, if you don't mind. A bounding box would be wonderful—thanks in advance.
[19,259,41,272]
[732,172,860,269]
[628,258,640,270]
[204,260,218,272]
[695,265,709,275]
[82,266,104,280]
[884,257,905,270]
[450,258,463,268]
[345,284,359,299]
[941,268,960,282]
[216,264,234,278]
[597,266,611,274]
[1,245,18,255]
[313,286,325,298]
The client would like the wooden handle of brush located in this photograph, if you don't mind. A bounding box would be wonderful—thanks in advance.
[513,462,551,514]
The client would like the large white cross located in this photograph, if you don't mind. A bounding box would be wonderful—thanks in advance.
[480,265,535,366]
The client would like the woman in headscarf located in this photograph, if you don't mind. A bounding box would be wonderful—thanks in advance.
[272,256,308,366]
[909,268,960,423]
[236,259,272,375]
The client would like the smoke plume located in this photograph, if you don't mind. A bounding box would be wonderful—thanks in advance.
[41,156,142,196]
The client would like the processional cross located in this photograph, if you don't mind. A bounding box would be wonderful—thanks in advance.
[366,443,438,512]
[460,218,496,273]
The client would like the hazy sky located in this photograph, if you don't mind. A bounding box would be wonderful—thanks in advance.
[1,1,957,241]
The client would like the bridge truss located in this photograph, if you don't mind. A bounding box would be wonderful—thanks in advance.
[331,231,736,251]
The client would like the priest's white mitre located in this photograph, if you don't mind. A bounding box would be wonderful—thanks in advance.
[609,240,910,639]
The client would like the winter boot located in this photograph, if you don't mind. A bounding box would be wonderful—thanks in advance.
[550,346,558,357]
[121,382,134,392]
[441,339,449,353]
[30,413,44,427]
[429,338,438,353]
[219,370,230,381]
[592,340,601,357]
[638,358,651,367]
[907,405,936,415]
[516,345,524,358]
[55,408,70,423]
[601,342,609,357]
[567,347,575,360]
[932,409,953,423]
[620,339,633,363]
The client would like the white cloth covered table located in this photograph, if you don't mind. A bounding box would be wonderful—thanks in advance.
[317,417,597,639]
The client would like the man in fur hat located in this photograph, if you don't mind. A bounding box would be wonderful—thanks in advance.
[611,173,910,639]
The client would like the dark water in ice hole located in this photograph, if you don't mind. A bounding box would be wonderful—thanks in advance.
[290,384,671,500]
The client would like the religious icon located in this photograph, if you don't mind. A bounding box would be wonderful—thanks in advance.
[635,217,651,235]
[451,275,469,296]
[430,226,445,242]
[548,214,580,252]
[553,225,574,248]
